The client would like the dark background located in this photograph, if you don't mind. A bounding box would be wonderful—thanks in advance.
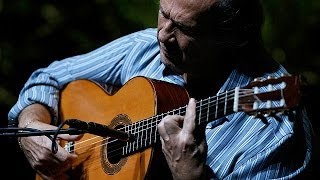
[0,0,319,179]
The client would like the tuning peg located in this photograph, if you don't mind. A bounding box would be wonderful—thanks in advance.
[263,113,271,118]
[267,75,275,79]
[263,109,278,118]
[280,73,291,77]
[275,111,284,116]
[253,113,269,124]
[251,111,259,118]
[280,99,286,107]
[253,77,263,82]
[268,110,277,117]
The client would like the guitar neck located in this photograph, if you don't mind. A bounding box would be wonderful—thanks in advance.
[194,89,238,126]
[120,75,300,156]
[122,89,238,156]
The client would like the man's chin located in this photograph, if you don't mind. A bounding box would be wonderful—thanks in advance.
[160,53,187,74]
[161,62,184,75]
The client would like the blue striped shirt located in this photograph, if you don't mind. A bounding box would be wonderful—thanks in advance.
[8,28,312,179]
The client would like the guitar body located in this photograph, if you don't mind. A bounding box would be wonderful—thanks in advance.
[43,76,189,179]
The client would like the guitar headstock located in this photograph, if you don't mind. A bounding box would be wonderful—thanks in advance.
[237,74,301,116]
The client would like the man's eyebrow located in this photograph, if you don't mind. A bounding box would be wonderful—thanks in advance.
[159,5,195,31]
[174,20,194,31]
[159,5,168,18]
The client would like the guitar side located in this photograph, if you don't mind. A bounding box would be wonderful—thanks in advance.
[36,76,189,180]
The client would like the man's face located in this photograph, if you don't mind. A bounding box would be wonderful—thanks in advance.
[157,0,219,75]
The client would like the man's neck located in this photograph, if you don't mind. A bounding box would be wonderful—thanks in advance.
[183,70,231,100]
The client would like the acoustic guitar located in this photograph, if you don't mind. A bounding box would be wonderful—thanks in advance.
[36,75,301,179]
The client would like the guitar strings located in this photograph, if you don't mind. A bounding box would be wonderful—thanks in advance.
[62,90,282,170]
[64,77,288,172]
[65,89,238,146]
[64,89,255,156]
[65,89,252,154]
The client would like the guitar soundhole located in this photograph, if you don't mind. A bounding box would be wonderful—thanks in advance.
[107,125,126,164]
[100,114,130,175]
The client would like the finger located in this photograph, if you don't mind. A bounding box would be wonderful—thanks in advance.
[28,121,84,141]
[58,157,74,173]
[159,137,167,153]
[158,116,170,141]
[159,137,172,162]
[53,143,78,161]
[158,115,184,141]
[39,150,74,177]
[182,98,196,134]
[58,133,84,141]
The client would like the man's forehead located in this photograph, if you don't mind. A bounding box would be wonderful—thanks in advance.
[160,0,219,26]
[160,0,219,13]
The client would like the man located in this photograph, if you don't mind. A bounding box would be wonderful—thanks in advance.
[9,0,312,179]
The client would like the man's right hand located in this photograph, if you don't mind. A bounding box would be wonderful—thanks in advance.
[18,104,82,179]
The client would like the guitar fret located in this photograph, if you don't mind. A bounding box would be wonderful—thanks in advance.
[141,120,145,148]
[267,84,272,108]
[253,87,259,110]
[145,118,149,146]
[233,87,239,112]
[123,125,127,155]
[131,123,136,153]
[154,117,157,143]
[136,121,140,151]
[149,118,152,146]
[138,121,142,149]
[137,121,141,150]
[147,119,150,146]
[125,125,130,154]
[124,126,127,154]
[146,120,149,147]
[139,122,141,150]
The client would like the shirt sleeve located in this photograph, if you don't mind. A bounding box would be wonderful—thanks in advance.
[206,70,313,179]
[7,29,156,124]
[224,107,312,179]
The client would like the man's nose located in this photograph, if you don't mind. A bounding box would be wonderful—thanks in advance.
[158,20,176,43]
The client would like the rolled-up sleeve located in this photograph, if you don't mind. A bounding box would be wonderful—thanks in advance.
[8,28,161,125]
[7,30,138,123]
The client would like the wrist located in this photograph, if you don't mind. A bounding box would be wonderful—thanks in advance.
[20,119,35,128]
[18,104,52,127]
[18,119,35,150]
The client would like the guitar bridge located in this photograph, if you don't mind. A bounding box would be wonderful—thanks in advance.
[64,141,75,153]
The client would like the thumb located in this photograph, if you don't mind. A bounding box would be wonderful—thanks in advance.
[35,121,84,141]
[58,134,84,141]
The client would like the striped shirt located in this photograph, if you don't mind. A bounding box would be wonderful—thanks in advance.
[8,28,312,179]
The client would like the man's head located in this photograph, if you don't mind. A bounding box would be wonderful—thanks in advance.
[157,0,264,76]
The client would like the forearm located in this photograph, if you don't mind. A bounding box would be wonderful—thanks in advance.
[18,103,52,128]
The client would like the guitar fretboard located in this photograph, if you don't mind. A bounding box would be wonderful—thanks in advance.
[121,89,238,156]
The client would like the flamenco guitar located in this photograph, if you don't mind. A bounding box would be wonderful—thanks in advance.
[36,75,301,180]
